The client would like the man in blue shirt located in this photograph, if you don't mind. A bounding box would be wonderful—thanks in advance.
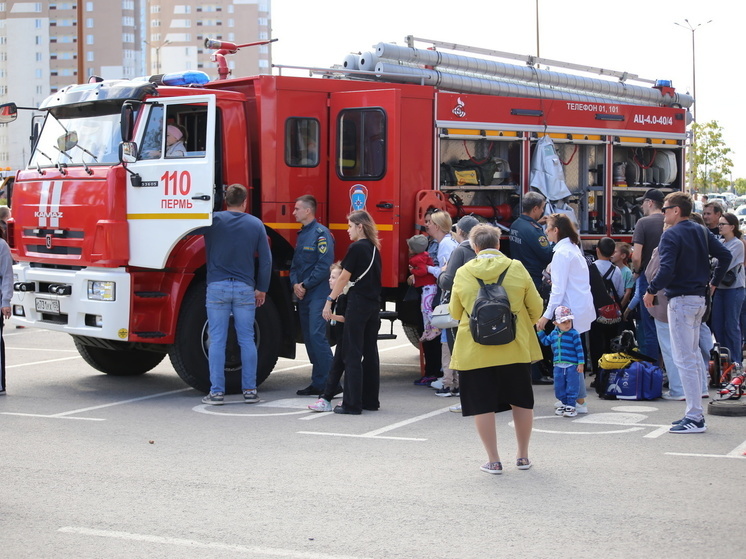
[644,192,731,433]
[291,195,335,396]
[201,184,272,405]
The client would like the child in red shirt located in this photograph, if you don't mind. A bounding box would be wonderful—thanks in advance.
[408,234,440,341]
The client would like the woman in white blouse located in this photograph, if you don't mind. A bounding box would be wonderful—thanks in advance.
[536,214,596,410]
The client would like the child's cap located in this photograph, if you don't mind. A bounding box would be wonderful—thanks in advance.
[554,306,574,323]
[407,234,429,254]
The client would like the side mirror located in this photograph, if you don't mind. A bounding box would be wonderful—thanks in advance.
[57,130,78,152]
[119,141,138,164]
[0,103,18,124]
[121,102,135,142]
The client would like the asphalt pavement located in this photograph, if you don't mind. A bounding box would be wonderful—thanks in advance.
[0,323,744,559]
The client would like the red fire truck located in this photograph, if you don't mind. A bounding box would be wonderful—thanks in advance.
[0,37,690,392]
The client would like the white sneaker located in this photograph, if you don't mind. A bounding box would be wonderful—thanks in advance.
[554,406,565,416]
[449,403,462,413]
[308,398,332,412]
[575,402,588,414]
[430,378,445,390]
[553,399,563,409]
[662,392,685,401]
[563,406,578,418]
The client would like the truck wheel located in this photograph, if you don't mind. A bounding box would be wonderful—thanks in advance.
[402,322,422,348]
[168,280,281,394]
[72,336,166,376]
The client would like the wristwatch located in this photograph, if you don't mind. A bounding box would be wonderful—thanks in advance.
[326,296,336,302]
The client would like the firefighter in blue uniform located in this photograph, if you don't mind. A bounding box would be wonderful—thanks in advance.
[509,191,553,290]
[291,195,335,396]
[510,191,555,385]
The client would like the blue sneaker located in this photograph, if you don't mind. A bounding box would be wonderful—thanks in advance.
[669,417,706,433]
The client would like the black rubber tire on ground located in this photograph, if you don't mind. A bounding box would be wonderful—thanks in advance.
[168,280,282,394]
[708,398,746,417]
[72,336,166,376]
[402,322,422,349]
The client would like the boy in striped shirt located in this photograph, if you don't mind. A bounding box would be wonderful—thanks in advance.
[537,306,585,417]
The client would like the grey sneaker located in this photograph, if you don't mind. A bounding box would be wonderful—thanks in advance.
[243,389,258,404]
[202,392,225,405]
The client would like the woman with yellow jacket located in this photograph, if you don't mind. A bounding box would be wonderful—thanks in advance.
[449,224,544,475]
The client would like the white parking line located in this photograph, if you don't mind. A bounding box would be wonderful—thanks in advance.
[58,527,372,559]
[297,406,452,441]
[7,355,81,368]
[666,439,746,459]
[9,346,78,353]
[1,388,192,421]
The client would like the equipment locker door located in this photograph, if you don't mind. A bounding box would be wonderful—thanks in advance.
[126,94,216,269]
[328,90,400,288]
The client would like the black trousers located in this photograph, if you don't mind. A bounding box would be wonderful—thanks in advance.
[341,296,380,412]
[321,327,345,402]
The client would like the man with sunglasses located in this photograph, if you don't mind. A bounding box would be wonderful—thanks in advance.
[643,192,732,433]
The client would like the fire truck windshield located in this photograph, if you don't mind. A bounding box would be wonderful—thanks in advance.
[29,107,122,169]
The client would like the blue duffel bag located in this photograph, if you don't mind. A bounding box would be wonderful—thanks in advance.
[606,361,663,400]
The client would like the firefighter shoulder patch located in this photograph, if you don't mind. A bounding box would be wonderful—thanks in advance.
[538,235,549,248]
[318,236,328,254]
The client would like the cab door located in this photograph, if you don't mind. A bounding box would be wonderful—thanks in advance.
[126,94,216,269]
[328,90,401,287]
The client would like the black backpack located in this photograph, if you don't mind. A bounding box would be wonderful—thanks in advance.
[468,264,516,345]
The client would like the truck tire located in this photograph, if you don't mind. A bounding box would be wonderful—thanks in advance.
[168,280,281,394]
[72,336,166,376]
[402,322,422,348]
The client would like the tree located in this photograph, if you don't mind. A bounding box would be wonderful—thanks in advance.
[735,177,746,195]
[691,121,733,193]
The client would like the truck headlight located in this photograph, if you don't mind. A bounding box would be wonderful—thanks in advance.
[87,281,116,301]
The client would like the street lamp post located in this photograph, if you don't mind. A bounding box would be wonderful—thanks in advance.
[143,39,172,74]
[675,19,712,193]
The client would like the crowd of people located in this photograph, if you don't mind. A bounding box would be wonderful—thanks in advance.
[0,184,738,470]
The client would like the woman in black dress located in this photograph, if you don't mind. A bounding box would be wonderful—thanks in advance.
[322,210,382,414]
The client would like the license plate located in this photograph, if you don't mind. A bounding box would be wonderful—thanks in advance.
[35,298,60,314]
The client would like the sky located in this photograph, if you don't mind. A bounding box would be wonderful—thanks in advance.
[270,0,745,181]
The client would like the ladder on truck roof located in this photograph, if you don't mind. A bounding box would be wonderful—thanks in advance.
[405,35,657,85]
[369,36,692,109]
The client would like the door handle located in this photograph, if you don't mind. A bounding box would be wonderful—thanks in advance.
[191,195,211,201]
[376,202,394,210]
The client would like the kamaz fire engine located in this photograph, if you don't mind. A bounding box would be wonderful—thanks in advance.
[0,36,691,392]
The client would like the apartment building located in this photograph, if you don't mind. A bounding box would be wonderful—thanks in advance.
[0,1,271,169]
[149,1,271,78]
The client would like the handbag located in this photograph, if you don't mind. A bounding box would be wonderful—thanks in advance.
[431,303,459,329]
[720,265,741,287]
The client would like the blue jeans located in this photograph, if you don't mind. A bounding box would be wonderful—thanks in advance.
[712,286,745,364]
[636,275,659,359]
[299,292,333,390]
[554,364,579,407]
[668,296,707,421]
[655,319,683,398]
[206,280,257,393]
